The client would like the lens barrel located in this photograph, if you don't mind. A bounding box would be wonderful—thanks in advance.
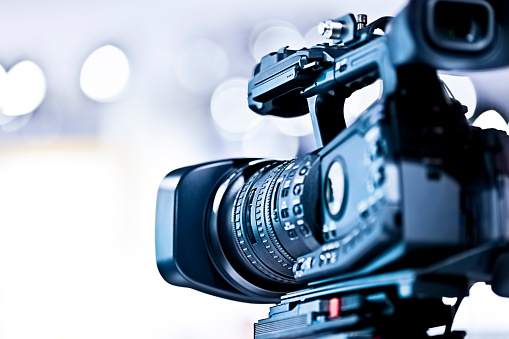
[209,154,322,292]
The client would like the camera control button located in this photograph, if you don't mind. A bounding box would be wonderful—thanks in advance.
[330,251,338,264]
[303,257,314,270]
[288,229,298,239]
[293,204,304,216]
[375,140,384,157]
[293,184,303,195]
[319,254,327,266]
[299,223,311,236]
[282,187,290,197]
[299,167,308,175]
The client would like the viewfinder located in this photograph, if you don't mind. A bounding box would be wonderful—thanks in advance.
[428,0,494,52]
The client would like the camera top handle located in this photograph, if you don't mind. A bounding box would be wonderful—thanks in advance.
[248,0,509,148]
[247,15,395,148]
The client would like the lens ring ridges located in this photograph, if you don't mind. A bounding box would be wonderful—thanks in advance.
[232,163,295,284]
[256,161,296,271]
[262,161,296,266]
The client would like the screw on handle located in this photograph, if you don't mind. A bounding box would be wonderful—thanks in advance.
[318,14,367,40]
[318,19,346,39]
[357,14,368,30]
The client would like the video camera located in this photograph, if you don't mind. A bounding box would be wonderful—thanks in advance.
[156,0,509,337]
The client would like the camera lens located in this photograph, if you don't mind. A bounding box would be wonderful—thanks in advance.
[325,159,347,219]
[429,0,494,52]
[209,154,322,292]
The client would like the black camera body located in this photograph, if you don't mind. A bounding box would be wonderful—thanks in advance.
[156,0,509,337]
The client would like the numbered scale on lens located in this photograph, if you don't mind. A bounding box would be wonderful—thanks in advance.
[294,109,402,283]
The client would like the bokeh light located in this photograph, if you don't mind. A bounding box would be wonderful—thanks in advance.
[442,297,458,306]
[339,75,476,127]
[251,21,305,62]
[453,282,509,334]
[211,77,262,137]
[344,79,382,125]
[472,109,508,134]
[80,45,130,102]
[270,114,314,137]
[304,25,328,47]
[438,74,477,119]
[176,39,229,92]
[1,61,46,116]
[241,122,299,159]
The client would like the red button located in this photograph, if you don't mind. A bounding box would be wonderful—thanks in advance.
[329,297,341,318]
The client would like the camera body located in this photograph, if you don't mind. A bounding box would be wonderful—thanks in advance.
[156,0,509,335]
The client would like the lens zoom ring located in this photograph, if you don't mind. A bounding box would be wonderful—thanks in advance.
[262,161,296,266]
[255,161,295,273]
[232,164,295,284]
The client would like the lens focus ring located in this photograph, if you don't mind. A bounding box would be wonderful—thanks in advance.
[263,161,297,266]
[230,154,322,285]
[232,163,296,284]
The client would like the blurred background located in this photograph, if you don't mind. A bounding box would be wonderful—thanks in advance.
[0,0,509,338]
